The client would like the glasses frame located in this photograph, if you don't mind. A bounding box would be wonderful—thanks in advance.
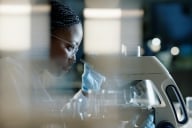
[51,34,79,57]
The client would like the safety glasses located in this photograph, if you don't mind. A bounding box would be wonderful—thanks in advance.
[51,34,79,57]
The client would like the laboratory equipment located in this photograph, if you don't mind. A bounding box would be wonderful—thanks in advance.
[84,55,188,128]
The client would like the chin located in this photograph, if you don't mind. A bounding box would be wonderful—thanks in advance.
[56,59,74,72]
[62,64,72,72]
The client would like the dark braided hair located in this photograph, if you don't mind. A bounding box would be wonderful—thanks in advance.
[50,0,80,30]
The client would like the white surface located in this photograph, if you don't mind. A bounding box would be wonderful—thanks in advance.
[181,118,192,128]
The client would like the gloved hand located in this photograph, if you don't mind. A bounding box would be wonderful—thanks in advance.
[81,62,105,93]
[140,114,155,128]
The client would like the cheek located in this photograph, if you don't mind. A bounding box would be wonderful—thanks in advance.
[50,42,75,70]
[50,42,67,59]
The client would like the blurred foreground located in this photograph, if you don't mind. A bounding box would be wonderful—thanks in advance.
[0,57,155,128]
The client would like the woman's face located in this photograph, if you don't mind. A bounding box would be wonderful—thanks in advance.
[50,23,83,71]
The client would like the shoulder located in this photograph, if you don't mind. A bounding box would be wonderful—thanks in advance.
[0,57,27,74]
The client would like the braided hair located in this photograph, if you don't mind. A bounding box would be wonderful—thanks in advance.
[50,0,80,30]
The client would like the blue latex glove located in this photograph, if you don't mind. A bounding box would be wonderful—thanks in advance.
[141,114,155,128]
[81,63,105,93]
